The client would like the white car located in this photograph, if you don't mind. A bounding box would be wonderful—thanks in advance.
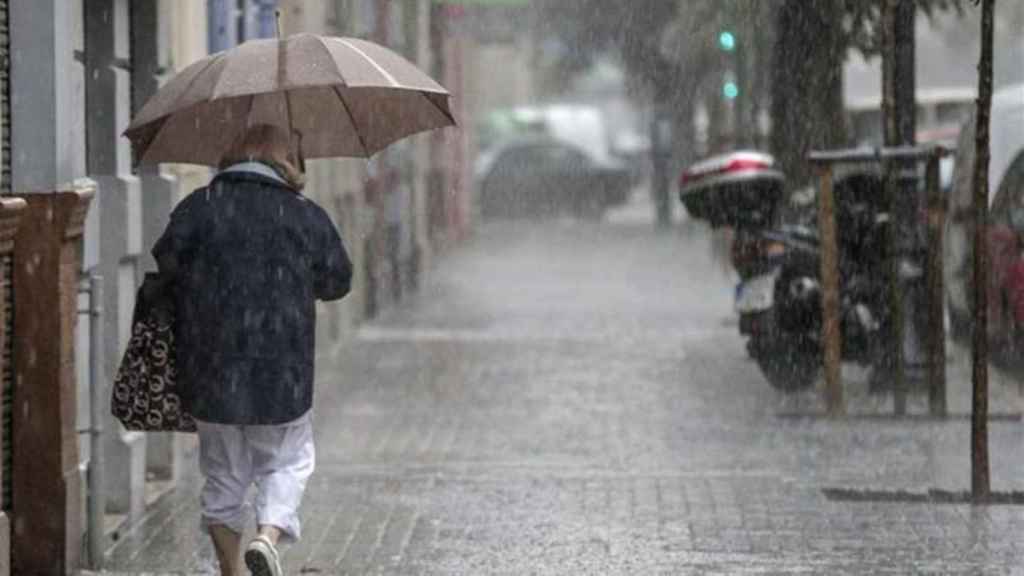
[945,83,1024,341]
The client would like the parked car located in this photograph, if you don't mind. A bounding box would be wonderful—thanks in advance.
[474,136,631,219]
[945,83,1024,364]
[479,104,624,167]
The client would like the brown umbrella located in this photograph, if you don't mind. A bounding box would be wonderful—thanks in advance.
[124,33,455,166]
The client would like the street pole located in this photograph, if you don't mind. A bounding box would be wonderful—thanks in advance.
[651,82,673,228]
[87,274,106,569]
[734,34,749,148]
[752,10,767,148]
[971,0,995,502]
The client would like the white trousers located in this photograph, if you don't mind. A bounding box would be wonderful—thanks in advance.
[196,415,315,543]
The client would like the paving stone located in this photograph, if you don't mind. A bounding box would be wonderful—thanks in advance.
[101,218,1024,574]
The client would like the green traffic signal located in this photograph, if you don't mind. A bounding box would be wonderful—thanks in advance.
[723,82,739,100]
[719,31,736,52]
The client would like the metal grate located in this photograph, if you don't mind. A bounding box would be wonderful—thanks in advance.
[0,0,11,515]
[0,0,10,195]
[2,253,12,512]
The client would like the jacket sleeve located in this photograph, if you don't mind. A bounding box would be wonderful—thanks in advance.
[152,190,201,280]
[313,207,353,302]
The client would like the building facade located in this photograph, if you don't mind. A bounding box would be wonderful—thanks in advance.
[4,1,207,572]
[0,0,467,573]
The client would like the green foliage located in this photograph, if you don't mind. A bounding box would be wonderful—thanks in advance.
[843,0,967,56]
[531,0,680,83]
[533,0,969,85]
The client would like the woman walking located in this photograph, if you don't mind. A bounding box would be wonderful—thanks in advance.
[152,124,353,576]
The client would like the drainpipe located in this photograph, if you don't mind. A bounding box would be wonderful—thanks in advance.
[85,273,106,569]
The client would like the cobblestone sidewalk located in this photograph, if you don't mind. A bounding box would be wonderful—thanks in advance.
[100,219,1024,575]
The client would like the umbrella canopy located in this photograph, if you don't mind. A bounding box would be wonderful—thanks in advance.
[124,33,456,166]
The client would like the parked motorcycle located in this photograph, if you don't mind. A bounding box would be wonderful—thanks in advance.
[679,152,898,390]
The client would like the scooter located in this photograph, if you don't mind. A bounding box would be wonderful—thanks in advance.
[679,152,897,390]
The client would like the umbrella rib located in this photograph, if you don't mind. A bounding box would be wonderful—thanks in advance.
[130,52,226,134]
[136,57,234,166]
[245,93,256,128]
[238,93,257,146]
[332,86,370,157]
[423,92,458,127]
[312,36,348,86]
[335,39,400,88]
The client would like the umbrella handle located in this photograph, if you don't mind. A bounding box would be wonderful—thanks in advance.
[292,129,305,173]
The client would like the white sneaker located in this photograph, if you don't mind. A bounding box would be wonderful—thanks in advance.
[244,534,282,576]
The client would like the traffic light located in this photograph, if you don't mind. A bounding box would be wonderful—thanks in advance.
[723,81,739,100]
[718,31,736,52]
[718,29,738,101]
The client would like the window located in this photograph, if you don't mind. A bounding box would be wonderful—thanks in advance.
[236,0,245,43]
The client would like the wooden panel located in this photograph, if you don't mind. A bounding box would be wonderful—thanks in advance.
[11,191,90,576]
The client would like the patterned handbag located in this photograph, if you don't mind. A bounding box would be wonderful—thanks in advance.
[111,273,196,433]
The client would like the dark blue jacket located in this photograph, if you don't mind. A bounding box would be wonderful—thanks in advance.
[153,171,352,425]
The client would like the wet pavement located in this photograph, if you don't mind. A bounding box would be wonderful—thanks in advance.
[100,198,1024,574]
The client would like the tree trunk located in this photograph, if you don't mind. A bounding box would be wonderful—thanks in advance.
[731,0,751,148]
[769,0,846,187]
[894,0,919,413]
[893,2,916,146]
[971,0,995,503]
[747,1,774,150]
[881,0,918,414]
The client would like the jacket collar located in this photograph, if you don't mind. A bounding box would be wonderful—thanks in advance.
[221,161,288,184]
[211,170,298,192]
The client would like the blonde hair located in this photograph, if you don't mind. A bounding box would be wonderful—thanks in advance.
[219,124,305,190]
